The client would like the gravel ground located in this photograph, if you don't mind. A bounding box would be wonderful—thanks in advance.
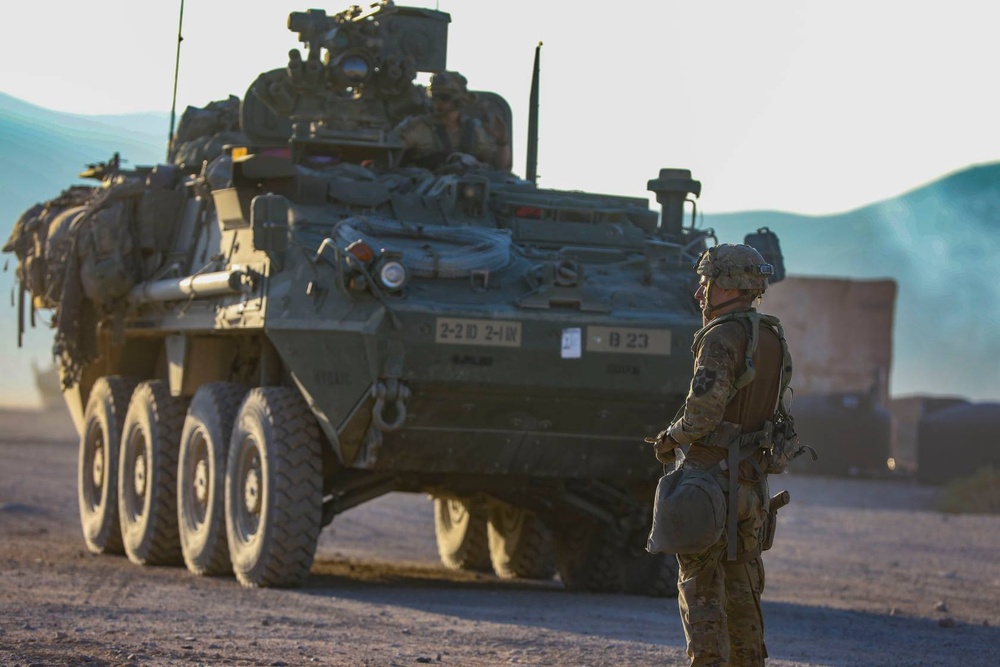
[1,407,998,666]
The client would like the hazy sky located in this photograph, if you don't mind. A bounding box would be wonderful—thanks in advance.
[3,0,999,215]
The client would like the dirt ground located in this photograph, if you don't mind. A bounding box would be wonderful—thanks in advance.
[1,407,998,667]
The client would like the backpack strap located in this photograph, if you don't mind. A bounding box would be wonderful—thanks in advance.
[691,309,764,400]
[758,312,793,418]
[714,430,770,561]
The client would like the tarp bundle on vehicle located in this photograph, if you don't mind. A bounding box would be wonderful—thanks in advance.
[169,96,247,169]
[4,165,188,388]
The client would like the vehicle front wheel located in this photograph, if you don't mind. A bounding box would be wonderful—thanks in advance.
[225,387,322,588]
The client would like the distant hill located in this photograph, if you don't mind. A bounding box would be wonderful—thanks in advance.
[705,163,1000,401]
[0,94,168,406]
[0,93,168,225]
[0,93,997,404]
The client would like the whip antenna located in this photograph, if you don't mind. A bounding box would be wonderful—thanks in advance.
[526,41,542,184]
[167,0,186,159]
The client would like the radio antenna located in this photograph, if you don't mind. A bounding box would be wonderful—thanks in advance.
[167,0,186,159]
[525,41,542,184]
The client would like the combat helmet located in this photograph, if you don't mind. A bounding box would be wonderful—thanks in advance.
[696,243,773,292]
[429,71,473,106]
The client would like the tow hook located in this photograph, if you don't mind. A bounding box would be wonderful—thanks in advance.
[371,379,411,432]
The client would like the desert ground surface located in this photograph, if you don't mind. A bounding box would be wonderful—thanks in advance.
[1,406,998,667]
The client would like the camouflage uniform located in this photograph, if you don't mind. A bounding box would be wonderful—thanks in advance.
[395,113,503,170]
[395,70,507,170]
[661,244,783,667]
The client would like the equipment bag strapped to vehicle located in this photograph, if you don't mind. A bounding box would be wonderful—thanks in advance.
[646,462,726,555]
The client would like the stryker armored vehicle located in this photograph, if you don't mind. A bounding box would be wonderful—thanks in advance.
[3,2,784,593]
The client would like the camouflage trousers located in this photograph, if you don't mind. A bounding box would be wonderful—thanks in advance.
[676,481,768,667]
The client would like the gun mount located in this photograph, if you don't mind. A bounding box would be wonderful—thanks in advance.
[244,3,449,164]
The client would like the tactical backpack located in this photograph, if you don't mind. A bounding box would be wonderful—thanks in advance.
[76,179,145,305]
[2,186,95,309]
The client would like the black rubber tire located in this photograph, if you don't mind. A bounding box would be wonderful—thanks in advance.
[118,380,188,566]
[225,387,322,588]
[78,376,138,555]
[552,521,621,593]
[553,513,680,597]
[623,552,680,598]
[433,497,491,572]
[177,382,248,576]
[487,503,556,580]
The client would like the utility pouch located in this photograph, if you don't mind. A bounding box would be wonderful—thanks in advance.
[647,464,726,555]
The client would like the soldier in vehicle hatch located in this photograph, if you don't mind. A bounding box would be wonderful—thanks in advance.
[394,71,511,171]
[649,244,788,666]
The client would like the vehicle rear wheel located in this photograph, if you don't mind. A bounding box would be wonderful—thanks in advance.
[118,380,188,566]
[177,382,248,576]
[552,516,680,596]
[225,387,322,588]
[487,503,555,580]
[433,496,491,572]
[623,552,680,597]
[551,520,621,593]
[78,376,138,554]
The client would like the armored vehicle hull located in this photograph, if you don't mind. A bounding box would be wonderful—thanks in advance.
[4,3,783,594]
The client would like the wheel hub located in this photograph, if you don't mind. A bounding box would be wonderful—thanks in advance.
[134,452,147,498]
[194,459,209,505]
[243,468,261,516]
[446,498,468,524]
[91,443,104,489]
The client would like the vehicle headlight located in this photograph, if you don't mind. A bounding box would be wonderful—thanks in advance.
[378,260,407,291]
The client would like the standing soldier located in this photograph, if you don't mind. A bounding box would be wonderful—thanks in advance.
[651,243,788,666]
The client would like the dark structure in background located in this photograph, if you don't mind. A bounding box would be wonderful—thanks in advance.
[916,402,1000,485]
[764,278,894,477]
[790,393,891,477]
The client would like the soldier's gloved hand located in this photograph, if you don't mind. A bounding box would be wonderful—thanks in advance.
[645,429,678,465]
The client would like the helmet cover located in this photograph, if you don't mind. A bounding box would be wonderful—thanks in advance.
[696,243,773,291]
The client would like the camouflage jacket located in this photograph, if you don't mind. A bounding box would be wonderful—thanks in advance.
[396,113,503,170]
[666,309,783,474]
